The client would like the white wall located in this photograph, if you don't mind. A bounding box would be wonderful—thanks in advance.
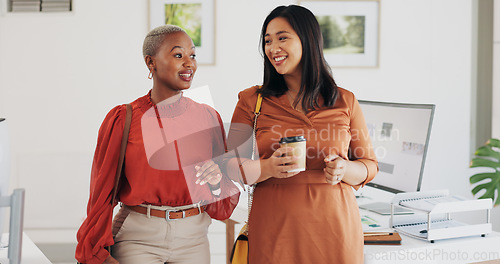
[336,0,474,197]
[493,2,500,138]
[0,0,496,250]
[0,0,152,242]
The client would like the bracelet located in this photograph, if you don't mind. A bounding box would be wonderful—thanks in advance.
[211,187,222,197]
[208,181,221,190]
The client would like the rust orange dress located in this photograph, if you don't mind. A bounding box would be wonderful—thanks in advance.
[227,86,378,264]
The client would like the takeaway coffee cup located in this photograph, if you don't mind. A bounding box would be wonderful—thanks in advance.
[279,136,306,172]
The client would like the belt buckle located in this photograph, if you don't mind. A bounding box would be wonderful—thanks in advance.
[165,209,184,221]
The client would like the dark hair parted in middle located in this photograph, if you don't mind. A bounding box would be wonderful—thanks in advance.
[259,5,339,112]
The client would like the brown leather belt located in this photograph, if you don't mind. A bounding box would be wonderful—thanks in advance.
[127,205,205,220]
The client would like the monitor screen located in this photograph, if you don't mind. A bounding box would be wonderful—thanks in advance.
[358,100,435,193]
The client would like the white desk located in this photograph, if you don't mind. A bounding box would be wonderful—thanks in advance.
[358,187,500,264]
[364,231,500,264]
[228,186,500,264]
[0,233,51,264]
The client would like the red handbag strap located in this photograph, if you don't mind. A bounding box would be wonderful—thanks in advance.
[112,104,132,205]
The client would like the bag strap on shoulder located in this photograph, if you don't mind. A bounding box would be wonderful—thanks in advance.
[251,94,262,160]
[254,93,263,115]
[112,104,132,205]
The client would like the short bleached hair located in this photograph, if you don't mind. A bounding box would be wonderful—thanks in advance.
[143,25,186,57]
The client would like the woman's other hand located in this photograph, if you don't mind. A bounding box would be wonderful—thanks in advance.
[324,154,347,185]
[104,255,119,264]
[195,159,222,186]
[261,146,300,180]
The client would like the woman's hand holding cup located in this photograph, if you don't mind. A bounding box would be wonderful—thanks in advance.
[324,154,347,185]
[263,146,301,179]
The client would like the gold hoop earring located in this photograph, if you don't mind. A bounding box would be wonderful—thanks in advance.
[148,68,153,79]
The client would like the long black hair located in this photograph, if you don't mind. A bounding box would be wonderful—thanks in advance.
[259,5,339,111]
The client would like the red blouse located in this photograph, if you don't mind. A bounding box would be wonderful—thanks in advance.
[75,92,240,264]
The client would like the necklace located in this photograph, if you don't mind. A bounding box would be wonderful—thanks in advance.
[286,92,295,107]
[286,91,304,112]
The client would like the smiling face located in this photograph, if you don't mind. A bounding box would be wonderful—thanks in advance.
[147,31,197,97]
[264,17,303,78]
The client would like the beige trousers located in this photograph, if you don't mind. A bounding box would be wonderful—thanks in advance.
[111,205,211,264]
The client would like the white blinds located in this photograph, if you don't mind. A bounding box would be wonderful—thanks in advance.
[9,0,72,12]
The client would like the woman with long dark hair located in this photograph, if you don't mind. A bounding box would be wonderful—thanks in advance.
[225,5,378,263]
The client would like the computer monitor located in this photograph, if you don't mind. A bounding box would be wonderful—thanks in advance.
[358,100,435,193]
[0,118,10,243]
